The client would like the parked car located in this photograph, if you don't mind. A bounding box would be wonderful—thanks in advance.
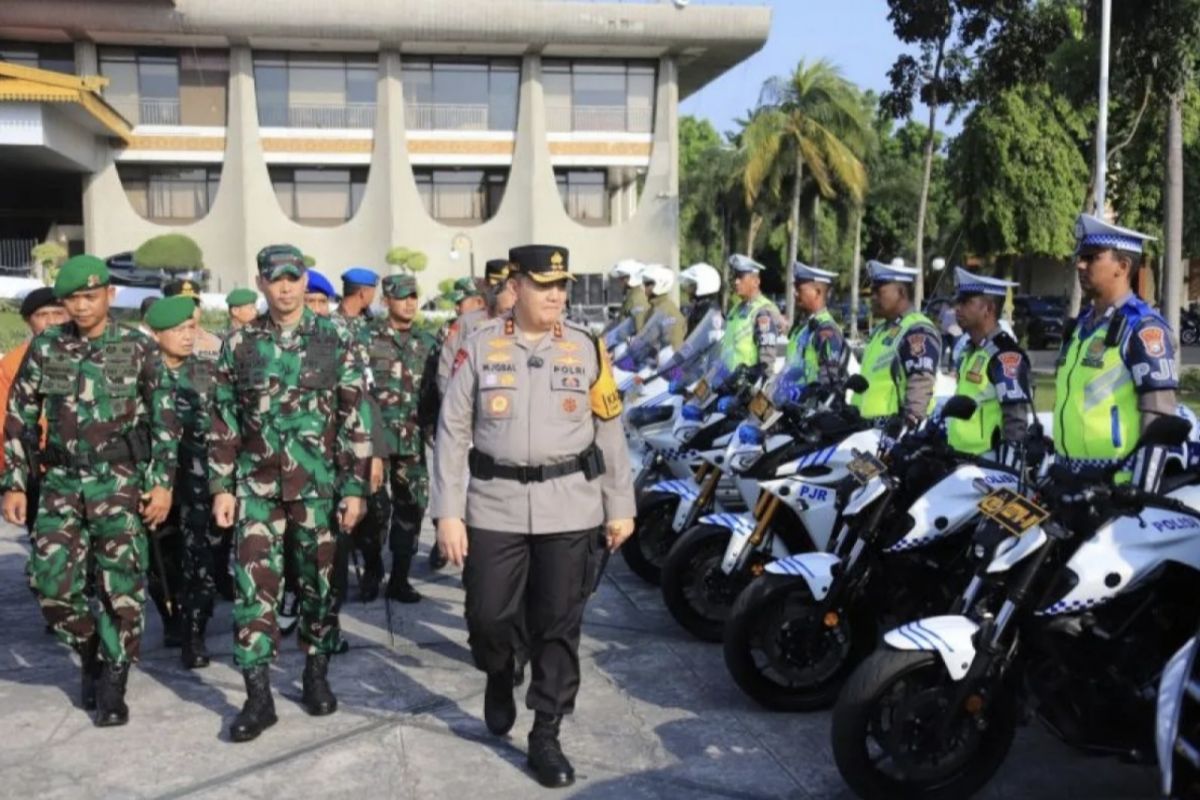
[1181,306,1200,346]
[1013,294,1065,350]
[105,251,209,289]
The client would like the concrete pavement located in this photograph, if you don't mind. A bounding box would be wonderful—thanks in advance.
[0,519,1160,799]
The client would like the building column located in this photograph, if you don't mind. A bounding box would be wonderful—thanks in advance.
[74,41,98,76]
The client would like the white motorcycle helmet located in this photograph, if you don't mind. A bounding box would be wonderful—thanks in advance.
[679,262,720,297]
[610,258,645,284]
[641,263,675,297]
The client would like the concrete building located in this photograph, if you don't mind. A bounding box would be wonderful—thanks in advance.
[0,0,770,302]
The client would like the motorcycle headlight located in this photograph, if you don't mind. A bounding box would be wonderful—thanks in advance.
[681,404,704,422]
[717,396,736,414]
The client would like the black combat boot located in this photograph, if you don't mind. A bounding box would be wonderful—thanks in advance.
[79,635,101,711]
[230,666,276,742]
[484,662,517,736]
[359,553,383,603]
[385,554,421,603]
[180,610,210,669]
[301,654,338,716]
[527,712,574,788]
[94,661,130,727]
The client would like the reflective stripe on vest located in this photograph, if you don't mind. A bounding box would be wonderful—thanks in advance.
[1053,319,1139,464]
[947,345,1002,455]
[721,295,772,369]
[851,310,933,419]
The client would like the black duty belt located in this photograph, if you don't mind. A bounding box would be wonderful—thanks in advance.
[468,444,606,484]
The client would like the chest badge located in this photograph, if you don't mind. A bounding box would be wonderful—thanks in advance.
[489,394,510,415]
[562,397,578,414]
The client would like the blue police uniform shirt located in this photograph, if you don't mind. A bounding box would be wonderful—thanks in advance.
[1072,293,1178,393]
[897,323,941,376]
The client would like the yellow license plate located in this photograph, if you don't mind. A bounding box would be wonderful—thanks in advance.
[691,378,710,402]
[977,488,1049,536]
[847,452,886,485]
[748,391,774,423]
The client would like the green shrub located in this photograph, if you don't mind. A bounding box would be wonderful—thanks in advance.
[134,234,203,272]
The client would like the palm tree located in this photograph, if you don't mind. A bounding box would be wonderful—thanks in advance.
[740,59,871,324]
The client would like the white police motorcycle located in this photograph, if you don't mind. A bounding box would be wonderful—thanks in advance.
[831,416,1200,800]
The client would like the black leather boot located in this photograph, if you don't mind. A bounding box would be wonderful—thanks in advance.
[527,712,574,788]
[94,661,130,727]
[302,654,338,716]
[385,554,421,603]
[79,635,101,711]
[484,662,517,736]
[180,611,210,669]
[230,666,277,742]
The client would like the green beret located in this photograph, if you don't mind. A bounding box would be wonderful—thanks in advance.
[54,254,110,299]
[145,296,196,332]
[383,274,419,299]
[225,288,257,308]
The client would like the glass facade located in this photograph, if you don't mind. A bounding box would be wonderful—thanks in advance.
[0,41,75,74]
[254,53,377,129]
[119,164,222,223]
[99,48,229,126]
[543,60,655,133]
[414,168,508,224]
[555,169,609,225]
[402,58,519,131]
[269,166,368,226]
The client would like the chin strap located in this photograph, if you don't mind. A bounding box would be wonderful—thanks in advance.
[1130,444,1170,494]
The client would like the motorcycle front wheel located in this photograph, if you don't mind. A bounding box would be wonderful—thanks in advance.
[723,573,871,711]
[831,648,1017,800]
[661,523,760,642]
[1182,326,1198,346]
[621,491,682,586]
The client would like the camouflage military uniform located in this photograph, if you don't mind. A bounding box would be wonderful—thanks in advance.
[2,320,178,665]
[149,353,219,624]
[209,308,372,668]
[359,316,439,585]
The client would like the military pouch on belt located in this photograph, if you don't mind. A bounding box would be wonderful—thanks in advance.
[578,443,606,481]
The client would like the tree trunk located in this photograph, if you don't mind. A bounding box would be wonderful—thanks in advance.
[785,153,803,327]
[1164,92,1184,345]
[913,41,946,310]
[811,193,820,265]
[746,213,763,258]
[850,207,863,341]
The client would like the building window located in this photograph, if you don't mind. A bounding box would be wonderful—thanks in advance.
[414,168,508,224]
[555,169,609,225]
[119,164,222,223]
[543,60,656,133]
[99,47,228,126]
[0,41,75,74]
[402,58,520,131]
[254,52,377,129]
[270,166,368,226]
[570,273,611,308]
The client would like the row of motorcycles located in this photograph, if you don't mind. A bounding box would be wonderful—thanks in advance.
[612,340,1200,799]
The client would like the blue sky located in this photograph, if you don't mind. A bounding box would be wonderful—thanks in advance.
[680,0,933,137]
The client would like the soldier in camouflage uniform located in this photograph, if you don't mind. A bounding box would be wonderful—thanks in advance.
[145,295,220,670]
[435,275,488,397]
[209,244,373,742]
[1,255,178,727]
[358,274,439,602]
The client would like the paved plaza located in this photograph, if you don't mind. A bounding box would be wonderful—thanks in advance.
[0,520,1160,799]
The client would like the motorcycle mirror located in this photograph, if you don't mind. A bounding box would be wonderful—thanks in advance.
[1137,415,1192,450]
[845,374,869,394]
[941,395,979,422]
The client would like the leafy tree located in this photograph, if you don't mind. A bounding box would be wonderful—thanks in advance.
[950,84,1088,259]
[742,59,870,321]
[302,254,316,268]
[134,233,203,272]
[386,246,429,273]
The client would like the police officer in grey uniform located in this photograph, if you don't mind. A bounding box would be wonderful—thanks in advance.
[431,245,636,789]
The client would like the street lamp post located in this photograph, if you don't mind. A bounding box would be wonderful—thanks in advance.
[450,233,476,280]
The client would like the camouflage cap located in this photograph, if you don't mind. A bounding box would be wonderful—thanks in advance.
[54,254,110,299]
[225,287,257,308]
[383,274,419,299]
[145,295,196,331]
[256,244,306,281]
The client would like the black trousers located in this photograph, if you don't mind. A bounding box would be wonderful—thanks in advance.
[463,527,602,716]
